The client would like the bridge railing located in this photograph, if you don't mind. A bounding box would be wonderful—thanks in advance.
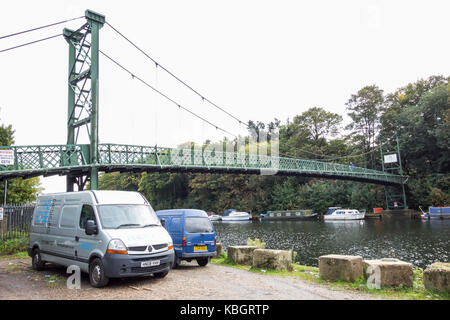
[98,144,402,184]
[0,144,89,172]
[0,143,404,184]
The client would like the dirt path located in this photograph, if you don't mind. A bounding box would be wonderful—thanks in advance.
[0,257,380,300]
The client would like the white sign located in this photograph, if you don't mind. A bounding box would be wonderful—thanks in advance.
[384,153,398,164]
[0,207,3,221]
[0,150,14,165]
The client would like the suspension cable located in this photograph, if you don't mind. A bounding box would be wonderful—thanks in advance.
[105,21,250,128]
[0,33,62,54]
[99,49,238,139]
[0,16,84,40]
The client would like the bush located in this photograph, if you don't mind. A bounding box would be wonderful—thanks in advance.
[247,237,266,248]
[0,237,28,256]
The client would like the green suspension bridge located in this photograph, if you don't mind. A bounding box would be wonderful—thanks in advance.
[0,10,408,209]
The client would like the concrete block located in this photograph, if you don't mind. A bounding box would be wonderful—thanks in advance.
[215,243,223,257]
[227,245,257,265]
[319,254,363,282]
[424,262,450,292]
[252,249,293,271]
[363,258,413,288]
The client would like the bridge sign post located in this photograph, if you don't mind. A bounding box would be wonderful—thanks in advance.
[379,132,408,210]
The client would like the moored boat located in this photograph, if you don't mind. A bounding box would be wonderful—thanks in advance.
[260,209,317,221]
[208,214,222,221]
[222,209,251,221]
[324,207,365,220]
[420,206,450,220]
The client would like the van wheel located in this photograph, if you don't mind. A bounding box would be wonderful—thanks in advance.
[89,258,109,288]
[154,271,169,278]
[31,248,45,271]
[197,257,209,267]
[172,256,181,269]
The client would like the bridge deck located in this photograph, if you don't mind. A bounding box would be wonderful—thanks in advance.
[0,143,405,185]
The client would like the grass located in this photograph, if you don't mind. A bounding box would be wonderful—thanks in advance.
[211,254,450,300]
[0,251,28,260]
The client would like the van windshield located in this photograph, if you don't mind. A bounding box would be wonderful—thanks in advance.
[185,217,213,233]
[97,205,160,229]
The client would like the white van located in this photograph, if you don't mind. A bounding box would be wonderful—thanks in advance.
[28,190,174,287]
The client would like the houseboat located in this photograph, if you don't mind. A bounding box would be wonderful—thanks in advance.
[420,206,450,220]
[260,210,317,221]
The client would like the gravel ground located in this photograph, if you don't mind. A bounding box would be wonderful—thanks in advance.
[0,257,380,300]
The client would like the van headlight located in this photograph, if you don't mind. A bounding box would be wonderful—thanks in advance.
[168,241,173,250]
[106,239,128,254]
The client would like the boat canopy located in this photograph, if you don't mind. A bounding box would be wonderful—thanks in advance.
[223,209,236,216]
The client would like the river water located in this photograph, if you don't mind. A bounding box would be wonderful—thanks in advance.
[213,219,450,269]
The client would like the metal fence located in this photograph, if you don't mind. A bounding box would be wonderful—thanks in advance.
[0,204,35,241]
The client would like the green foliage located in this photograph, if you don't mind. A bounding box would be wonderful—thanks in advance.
[0,177,42,204]
[289,249,298,262]
[345,85,384,168]
[246,238,266,248]
[98,172,140,191]
[0,120,42,204]
[0,236,28,256]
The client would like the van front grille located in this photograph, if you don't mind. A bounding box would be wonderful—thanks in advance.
[128,246,147,251]
[152,243,168,250]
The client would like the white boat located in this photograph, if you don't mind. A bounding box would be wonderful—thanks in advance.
[221,211,251,221]
[324,208,365,221]
[208,214,222,221]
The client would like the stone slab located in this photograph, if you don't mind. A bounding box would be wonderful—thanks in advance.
[424,262,450,292]
[319,254,364,282]
[227,245,258,265]
[363,258,413,288]
[252,249,293,271]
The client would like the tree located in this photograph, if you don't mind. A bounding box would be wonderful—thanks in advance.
[0,120,42,204]
[346,85,384,168]
[380,75,447,149]
[138,172,189,210]
[294,107,342,147]
[397,83,449,174]
[98,172,140,191]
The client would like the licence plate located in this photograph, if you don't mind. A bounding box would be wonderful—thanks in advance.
[194,246,207,251]
[141,260,160,268]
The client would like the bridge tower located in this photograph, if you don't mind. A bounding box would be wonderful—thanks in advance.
[63,10,105,191]
[379,132,408,209]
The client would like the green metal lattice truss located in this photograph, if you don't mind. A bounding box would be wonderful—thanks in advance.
[0,143,406,186]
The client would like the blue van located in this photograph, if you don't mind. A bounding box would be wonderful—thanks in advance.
[156,209,216,268]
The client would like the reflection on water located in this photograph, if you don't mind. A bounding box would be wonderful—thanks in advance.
[213,219,450,268]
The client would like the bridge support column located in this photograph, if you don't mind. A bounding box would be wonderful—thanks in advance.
[64,10,105,191]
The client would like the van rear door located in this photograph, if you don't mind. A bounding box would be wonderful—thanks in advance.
[184,217,215,255]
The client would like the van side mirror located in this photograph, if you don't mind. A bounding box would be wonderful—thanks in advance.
[85,220,98,235]
[160,218,165,227]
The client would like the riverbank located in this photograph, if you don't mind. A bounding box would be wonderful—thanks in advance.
[210,255,450,300]
[213,219,450,269]
[0,253,378,300]
[1,251,447,300]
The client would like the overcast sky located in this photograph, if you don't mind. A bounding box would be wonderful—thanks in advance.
[0,0,449,194]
